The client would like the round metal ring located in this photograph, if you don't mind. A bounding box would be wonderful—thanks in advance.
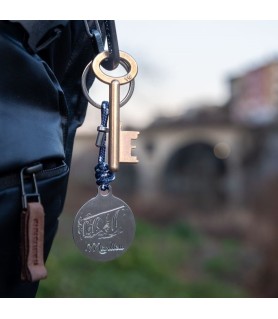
[92,51,138,85]
[81,60,135,109]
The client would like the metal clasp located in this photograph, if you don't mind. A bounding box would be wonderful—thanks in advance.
[84,20,105,53]
[83,20,120,70]
[95,125,109,147]
[102,20,120,70]
[20,163,43,210]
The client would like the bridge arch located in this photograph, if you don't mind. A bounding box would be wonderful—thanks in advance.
[162,141,228,206]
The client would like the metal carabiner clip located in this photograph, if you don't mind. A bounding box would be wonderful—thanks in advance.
[20,163,43,210]
[84,20,120,70]
[102,20,120,70]
[84,20,105,53]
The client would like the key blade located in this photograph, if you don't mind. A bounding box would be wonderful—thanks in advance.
[120,131,139,163]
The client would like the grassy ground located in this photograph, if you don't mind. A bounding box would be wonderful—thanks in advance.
[37,213,247,298]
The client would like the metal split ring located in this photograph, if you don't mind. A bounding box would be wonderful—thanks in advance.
[81,59,135,109]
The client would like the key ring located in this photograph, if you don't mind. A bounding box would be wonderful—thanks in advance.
[81,59,135,109]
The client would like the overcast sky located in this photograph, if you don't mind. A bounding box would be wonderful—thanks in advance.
[80,20,278,133]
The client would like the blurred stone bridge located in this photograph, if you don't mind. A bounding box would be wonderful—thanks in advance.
[72,107,278,210]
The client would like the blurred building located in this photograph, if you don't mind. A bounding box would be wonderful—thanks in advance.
[135,107,278,210]
[229,59,278,123]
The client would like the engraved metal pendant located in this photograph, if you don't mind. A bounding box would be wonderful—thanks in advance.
[72,188,135,262]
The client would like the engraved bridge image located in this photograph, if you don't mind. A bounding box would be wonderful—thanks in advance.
[77,206,126,241]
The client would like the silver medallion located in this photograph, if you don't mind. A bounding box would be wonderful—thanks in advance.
[72,187,136,261]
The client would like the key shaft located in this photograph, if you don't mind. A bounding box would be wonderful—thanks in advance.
[109,80,120,171]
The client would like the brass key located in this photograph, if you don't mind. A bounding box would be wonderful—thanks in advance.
[92,51,138,171]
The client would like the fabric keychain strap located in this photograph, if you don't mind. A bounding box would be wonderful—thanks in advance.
[21,202,47,282]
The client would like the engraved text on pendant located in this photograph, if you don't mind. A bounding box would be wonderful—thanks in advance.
[72,189,135,261]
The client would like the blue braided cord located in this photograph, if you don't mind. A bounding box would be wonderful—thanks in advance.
[95,101,115,190]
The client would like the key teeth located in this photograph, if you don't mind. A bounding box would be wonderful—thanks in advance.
[119,129,140,164]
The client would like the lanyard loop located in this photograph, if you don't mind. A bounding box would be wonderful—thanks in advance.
[94,101,115,191]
